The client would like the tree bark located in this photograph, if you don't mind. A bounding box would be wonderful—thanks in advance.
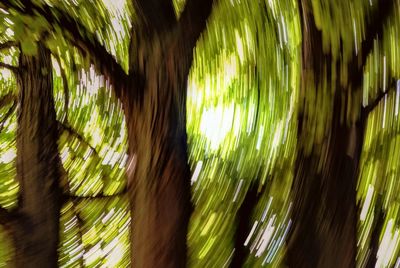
[287,98,362,267]
[123,32,193,268]
[123,1,214,266]
[14,42,62,268]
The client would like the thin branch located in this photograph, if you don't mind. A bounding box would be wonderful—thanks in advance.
[0,62,18,73]
[63,187,127,202]
[57,121,99,156]
[0,40,17,51]
[0,1,128,98]
[362,78,397,115]
[57,121,127,202]
[53,54,69,120]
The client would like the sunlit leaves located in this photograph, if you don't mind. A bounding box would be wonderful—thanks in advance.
[357,87,400,267]
[311,0,369,64]
[0,48,18,211]
[53,61,128,197]
[356,2,400,267]
[186,0,300,266]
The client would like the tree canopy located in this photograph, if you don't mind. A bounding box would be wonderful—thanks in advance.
[0,0,400,267]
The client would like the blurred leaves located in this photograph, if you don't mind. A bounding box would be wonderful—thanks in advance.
[1,0,400,267]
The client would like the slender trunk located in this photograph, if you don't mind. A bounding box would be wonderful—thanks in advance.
[230,184,263,268]
[14,42,62,267]
[124,33,192,268]
[286,1,362,266]
[365,197,385,267]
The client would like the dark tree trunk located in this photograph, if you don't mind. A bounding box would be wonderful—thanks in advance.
[286,1,363,266]
[287,98,362,267]
[124,32,193,268]
[13,42,62,267]
[121,0,214,265]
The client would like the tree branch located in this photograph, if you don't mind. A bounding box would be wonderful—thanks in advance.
[53,54,70,120]
[57,121,99,156]
[0,1,129,98]
[350,0,395,89]
[132,0,177,32]
[0,41,17,51]
[178,0,215,54]
[63,187,127,202]
[0,62,18,73]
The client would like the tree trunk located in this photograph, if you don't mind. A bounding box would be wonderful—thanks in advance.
[14,42,62,267]
[286,1,362,266]
[124,33,192,268]
[287,98,362,267]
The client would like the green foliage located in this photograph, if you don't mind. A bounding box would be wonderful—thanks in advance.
[53,60,127,197]
[0,57,18,211]
[186,0,300,265]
